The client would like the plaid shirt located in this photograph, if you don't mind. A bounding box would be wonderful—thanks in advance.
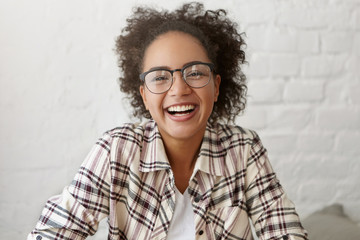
[29,120,308,240]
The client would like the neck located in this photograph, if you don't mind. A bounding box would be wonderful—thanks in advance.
[163,135,202,171]
[157,124,206,193]
[162,134,203,194]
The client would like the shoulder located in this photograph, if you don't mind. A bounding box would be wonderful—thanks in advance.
[100,120,157,147]
[208,122,261,145]
[105,120,155,137]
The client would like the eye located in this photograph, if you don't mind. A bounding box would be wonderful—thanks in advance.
[184,64,211,80]
[186,70,204,78]
[154,75,169,81]
[147,70,171,84]
[148,76,169,85]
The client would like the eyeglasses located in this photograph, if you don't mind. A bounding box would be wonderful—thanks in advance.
[139,61,215,94]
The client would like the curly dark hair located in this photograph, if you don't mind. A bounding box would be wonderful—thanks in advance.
[115,2,247,124]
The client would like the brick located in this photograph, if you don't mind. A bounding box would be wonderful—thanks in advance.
[233,0,276,24]
[355,34,360,56]
[354,8,360,30]
[348,83,360,104]
[295,155,331,181]
[246,53,270,77]
[336,132,360,154]
[269,158,304,200]
[247,80,284,103]
[278,7,352,30]
[0,106,97,170]
[324,79,350,104]
[324,8,354,30]
[316,108,360,130]
[260,134,298,154]
[0,169,68,205]
[302,56,330,77]
[266,106,312,131]
[269,154,297,177]
[284,81,324,102]
[278,9,327,29]
[297,134,334,153]
[270,55,300,76]
[297,31,320,54]
[346,56,360,76]
[236,106,267,130]
[321,31,353,53]
[246,26,297,53]
[265,30,298,53]
[302,55,347,77]
[245,26,268,51]
[298,180,337,201]
[328,54,348,76]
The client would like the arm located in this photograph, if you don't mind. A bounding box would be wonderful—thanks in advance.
[245,132,308,240]
[28,133,113,240]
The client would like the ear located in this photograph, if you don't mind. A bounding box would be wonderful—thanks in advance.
[214,74,221,102]
[139,85,149,110]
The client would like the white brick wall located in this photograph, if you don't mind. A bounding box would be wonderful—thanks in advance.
[0,0,359,239]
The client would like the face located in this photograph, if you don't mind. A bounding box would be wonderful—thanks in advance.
[140,31,221,144]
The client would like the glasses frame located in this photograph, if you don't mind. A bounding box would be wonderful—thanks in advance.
[139,61,215,94]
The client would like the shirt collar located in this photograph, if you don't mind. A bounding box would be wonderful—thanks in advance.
[139,120,171,172]
[194,122,246,178]
[192,122,226,178]
[139,120,242,177]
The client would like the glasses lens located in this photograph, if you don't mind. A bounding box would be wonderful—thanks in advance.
[183,64,211,88]
[145,70,172,93]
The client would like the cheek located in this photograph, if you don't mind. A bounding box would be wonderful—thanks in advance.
[204,86,217,102]
[145,93,165,111]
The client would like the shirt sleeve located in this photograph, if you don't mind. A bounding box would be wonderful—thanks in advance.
[245,131,308,240]
[27,132,113,240]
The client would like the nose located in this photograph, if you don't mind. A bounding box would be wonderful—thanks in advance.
[168,71,192,96]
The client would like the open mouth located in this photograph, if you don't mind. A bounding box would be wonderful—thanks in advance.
[167,104,196,116]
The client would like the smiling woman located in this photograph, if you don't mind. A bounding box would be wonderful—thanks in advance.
[28,2,308,240]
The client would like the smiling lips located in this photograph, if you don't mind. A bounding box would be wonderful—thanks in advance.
[167,104,196,116]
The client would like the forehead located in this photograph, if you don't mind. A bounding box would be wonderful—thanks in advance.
[142,31,210,71]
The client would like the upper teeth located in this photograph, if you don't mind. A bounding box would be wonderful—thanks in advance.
[168,105,195,112]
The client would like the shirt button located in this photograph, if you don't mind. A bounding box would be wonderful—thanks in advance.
[36,236,42,240]
[283,236,289,240]
[198,230,204,235]
[194,195,201,203]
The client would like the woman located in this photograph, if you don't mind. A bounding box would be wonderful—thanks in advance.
[29,2,308,240]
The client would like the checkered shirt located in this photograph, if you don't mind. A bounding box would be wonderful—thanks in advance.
[28,120,308,240]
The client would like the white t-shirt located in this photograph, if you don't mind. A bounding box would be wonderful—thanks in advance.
[166,188,196,239]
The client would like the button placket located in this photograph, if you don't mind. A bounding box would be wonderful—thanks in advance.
[151,170,176,240]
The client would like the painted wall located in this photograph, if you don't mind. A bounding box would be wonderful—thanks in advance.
[0,0,359,239]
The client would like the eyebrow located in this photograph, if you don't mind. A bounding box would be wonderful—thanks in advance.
[146,61,205,72]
